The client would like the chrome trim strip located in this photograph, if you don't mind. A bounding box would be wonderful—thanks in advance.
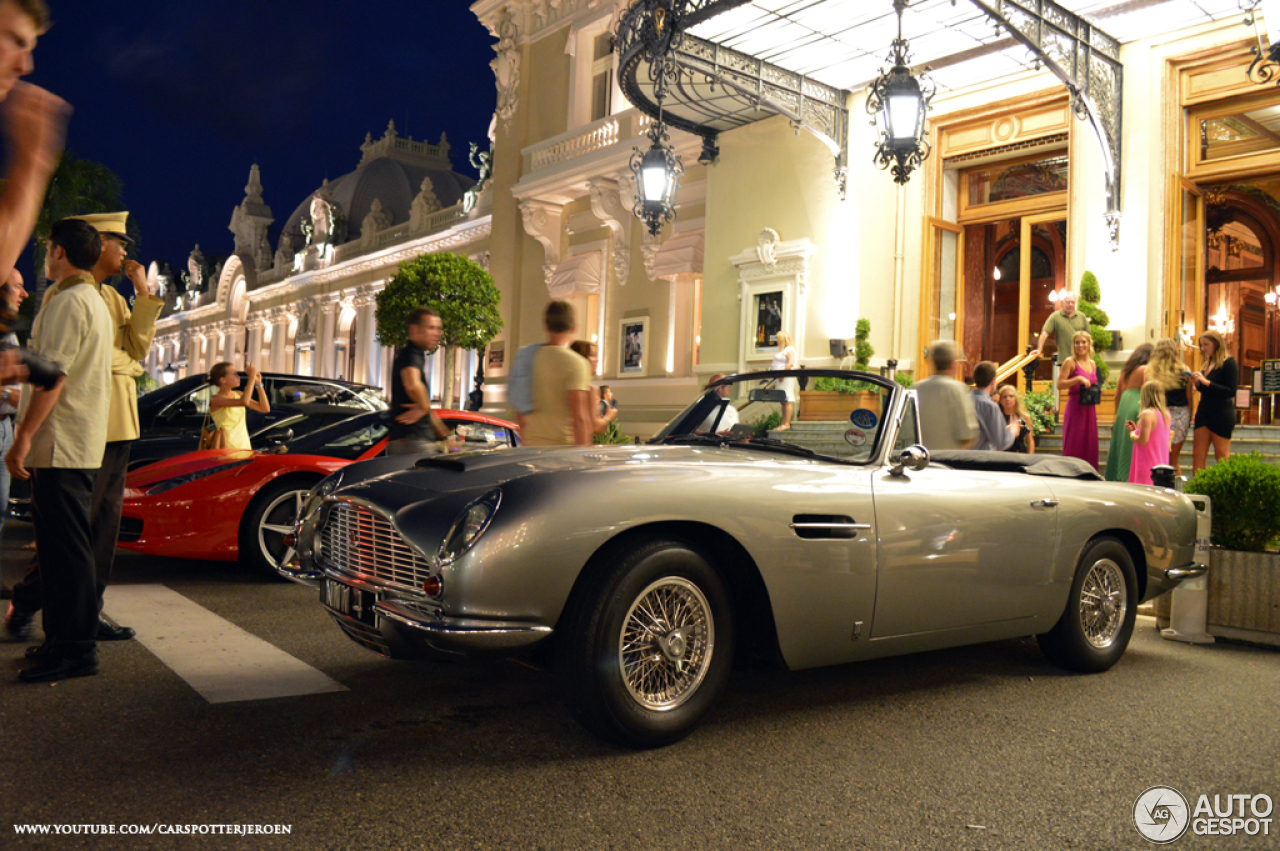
[374,600,552,652]
[276,562,324,586]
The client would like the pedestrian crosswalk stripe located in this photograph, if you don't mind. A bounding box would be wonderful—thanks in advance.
[104,584,347,704]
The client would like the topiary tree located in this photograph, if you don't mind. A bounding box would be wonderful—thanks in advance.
[1077,270,1111,385]
[375,252,503,408]
[1186,454,1280,552]
[853,318,874,371]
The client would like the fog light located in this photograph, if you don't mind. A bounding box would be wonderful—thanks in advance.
[422,575,443,597]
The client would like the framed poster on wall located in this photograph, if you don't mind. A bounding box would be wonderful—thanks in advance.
[620,317,648,375]
[752,290,785,356]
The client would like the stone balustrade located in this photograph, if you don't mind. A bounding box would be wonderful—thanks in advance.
[523,109,653,174]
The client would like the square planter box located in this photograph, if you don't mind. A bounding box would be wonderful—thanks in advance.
[797,391,880,422]
[1154,548,1280,647]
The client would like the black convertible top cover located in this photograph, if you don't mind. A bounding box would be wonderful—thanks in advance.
[928,450,1103,481]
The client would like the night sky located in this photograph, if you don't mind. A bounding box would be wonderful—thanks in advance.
[18,1,497,290]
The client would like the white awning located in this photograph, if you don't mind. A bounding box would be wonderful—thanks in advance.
[547,251,603,297]
[650,230,704,280]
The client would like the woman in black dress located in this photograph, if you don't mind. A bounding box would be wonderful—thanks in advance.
[1191,329,1238,473]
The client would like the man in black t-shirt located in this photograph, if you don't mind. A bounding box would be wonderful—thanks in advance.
[387,307,455,456]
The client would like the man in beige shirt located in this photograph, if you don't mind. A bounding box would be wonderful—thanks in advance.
[5,218,111,682]
[8,212,163,643]
[521,300,593,447]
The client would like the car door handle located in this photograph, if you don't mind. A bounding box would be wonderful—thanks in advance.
[1030,498,1059,509]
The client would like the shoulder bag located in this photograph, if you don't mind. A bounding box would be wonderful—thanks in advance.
[199,401,231,450]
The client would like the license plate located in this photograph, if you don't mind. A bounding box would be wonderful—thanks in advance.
[322,578,350,614]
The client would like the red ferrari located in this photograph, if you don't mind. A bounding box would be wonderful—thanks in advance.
[119,410,520,574]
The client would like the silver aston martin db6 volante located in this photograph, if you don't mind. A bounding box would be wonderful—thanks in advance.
[282,370,1205,748]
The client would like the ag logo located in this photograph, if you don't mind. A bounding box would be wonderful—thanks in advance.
[1134,785,1190,844]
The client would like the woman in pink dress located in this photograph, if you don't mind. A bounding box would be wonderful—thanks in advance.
[1058,331,1099,470]
[1127,380,1171,485]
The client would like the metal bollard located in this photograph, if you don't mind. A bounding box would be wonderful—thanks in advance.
[1162,493,1214,645]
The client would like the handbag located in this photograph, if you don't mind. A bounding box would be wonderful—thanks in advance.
[1078,382,1102,406]
[198,404,230,450]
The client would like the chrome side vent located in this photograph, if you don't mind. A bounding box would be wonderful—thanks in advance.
[789,514,870,540]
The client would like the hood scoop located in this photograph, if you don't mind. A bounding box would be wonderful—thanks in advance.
[414,456,468,472]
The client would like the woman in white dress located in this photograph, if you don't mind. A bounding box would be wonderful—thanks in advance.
[769,331,798,430]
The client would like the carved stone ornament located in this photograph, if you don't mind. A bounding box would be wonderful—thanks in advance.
[490,7,521,130]
[274,233,295,274]
[360,198,393,247]
[588,175,632,285]
[296,300,319,344]
[519,200,563,286]
[755,228,781,272]
[410,177,442,231]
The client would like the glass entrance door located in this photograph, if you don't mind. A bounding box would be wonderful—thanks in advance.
[1167,177,1204,348]
[919,218,962,379]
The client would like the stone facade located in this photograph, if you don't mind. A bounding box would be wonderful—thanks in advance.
[148,123,491,403]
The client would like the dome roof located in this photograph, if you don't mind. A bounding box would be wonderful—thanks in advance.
[279,124,476,248]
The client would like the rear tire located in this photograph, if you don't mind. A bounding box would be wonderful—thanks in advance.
[239,478,319,578]
[556,537,735,748]
[1038,536,1137,673]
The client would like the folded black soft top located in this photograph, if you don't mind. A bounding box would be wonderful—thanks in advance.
[928,450,1103,481]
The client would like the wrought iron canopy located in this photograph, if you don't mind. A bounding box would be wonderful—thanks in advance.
[616,0,1129,245]
[617,0,852,195]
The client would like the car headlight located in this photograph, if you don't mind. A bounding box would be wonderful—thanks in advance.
[301,472,344,521]
[437,490,501,566]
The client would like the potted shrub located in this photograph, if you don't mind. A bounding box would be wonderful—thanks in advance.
[799,319,880,421]
[1154,454,1280,646]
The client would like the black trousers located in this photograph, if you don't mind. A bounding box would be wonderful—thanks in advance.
[12,440,131,615]
[31,467,97,658]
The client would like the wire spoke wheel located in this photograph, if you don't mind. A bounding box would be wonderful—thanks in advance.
[1038,536,1137,673]
[619,577,714,711]
[1078,558,1126,648]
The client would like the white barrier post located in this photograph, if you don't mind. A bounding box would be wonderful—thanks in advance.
[1162,494,1214,645]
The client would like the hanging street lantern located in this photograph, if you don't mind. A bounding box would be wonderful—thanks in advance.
[631,119,684,237]
[867,0,935,185]
[627,0,686,237]
[161,363,176,385]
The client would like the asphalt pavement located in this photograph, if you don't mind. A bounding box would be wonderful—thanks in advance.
[1,519,1277,851]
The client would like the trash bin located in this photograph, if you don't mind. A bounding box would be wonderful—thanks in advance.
[1161,493,1214,645]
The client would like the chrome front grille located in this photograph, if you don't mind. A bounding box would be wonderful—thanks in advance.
[319,501,431,591]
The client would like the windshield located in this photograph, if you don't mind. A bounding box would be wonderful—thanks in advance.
[651,370,899,464]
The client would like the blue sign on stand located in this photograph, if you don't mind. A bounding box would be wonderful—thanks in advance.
[850,408,878,430]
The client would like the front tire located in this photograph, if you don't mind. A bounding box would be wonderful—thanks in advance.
[239,478,318,577]
[556,538,735,748]
[1038,536,1138,673]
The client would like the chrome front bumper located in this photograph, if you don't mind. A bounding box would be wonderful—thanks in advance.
[320,570,551,659]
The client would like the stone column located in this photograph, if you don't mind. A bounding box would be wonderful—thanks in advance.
[246,319,265,369]
[269,310,288,373]
[318,301,339,378]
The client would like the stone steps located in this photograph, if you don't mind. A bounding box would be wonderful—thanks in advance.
[1036,424,1280,467]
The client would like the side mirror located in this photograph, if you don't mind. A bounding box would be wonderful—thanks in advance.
[262,427,294,447]
[889,444,930,477]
